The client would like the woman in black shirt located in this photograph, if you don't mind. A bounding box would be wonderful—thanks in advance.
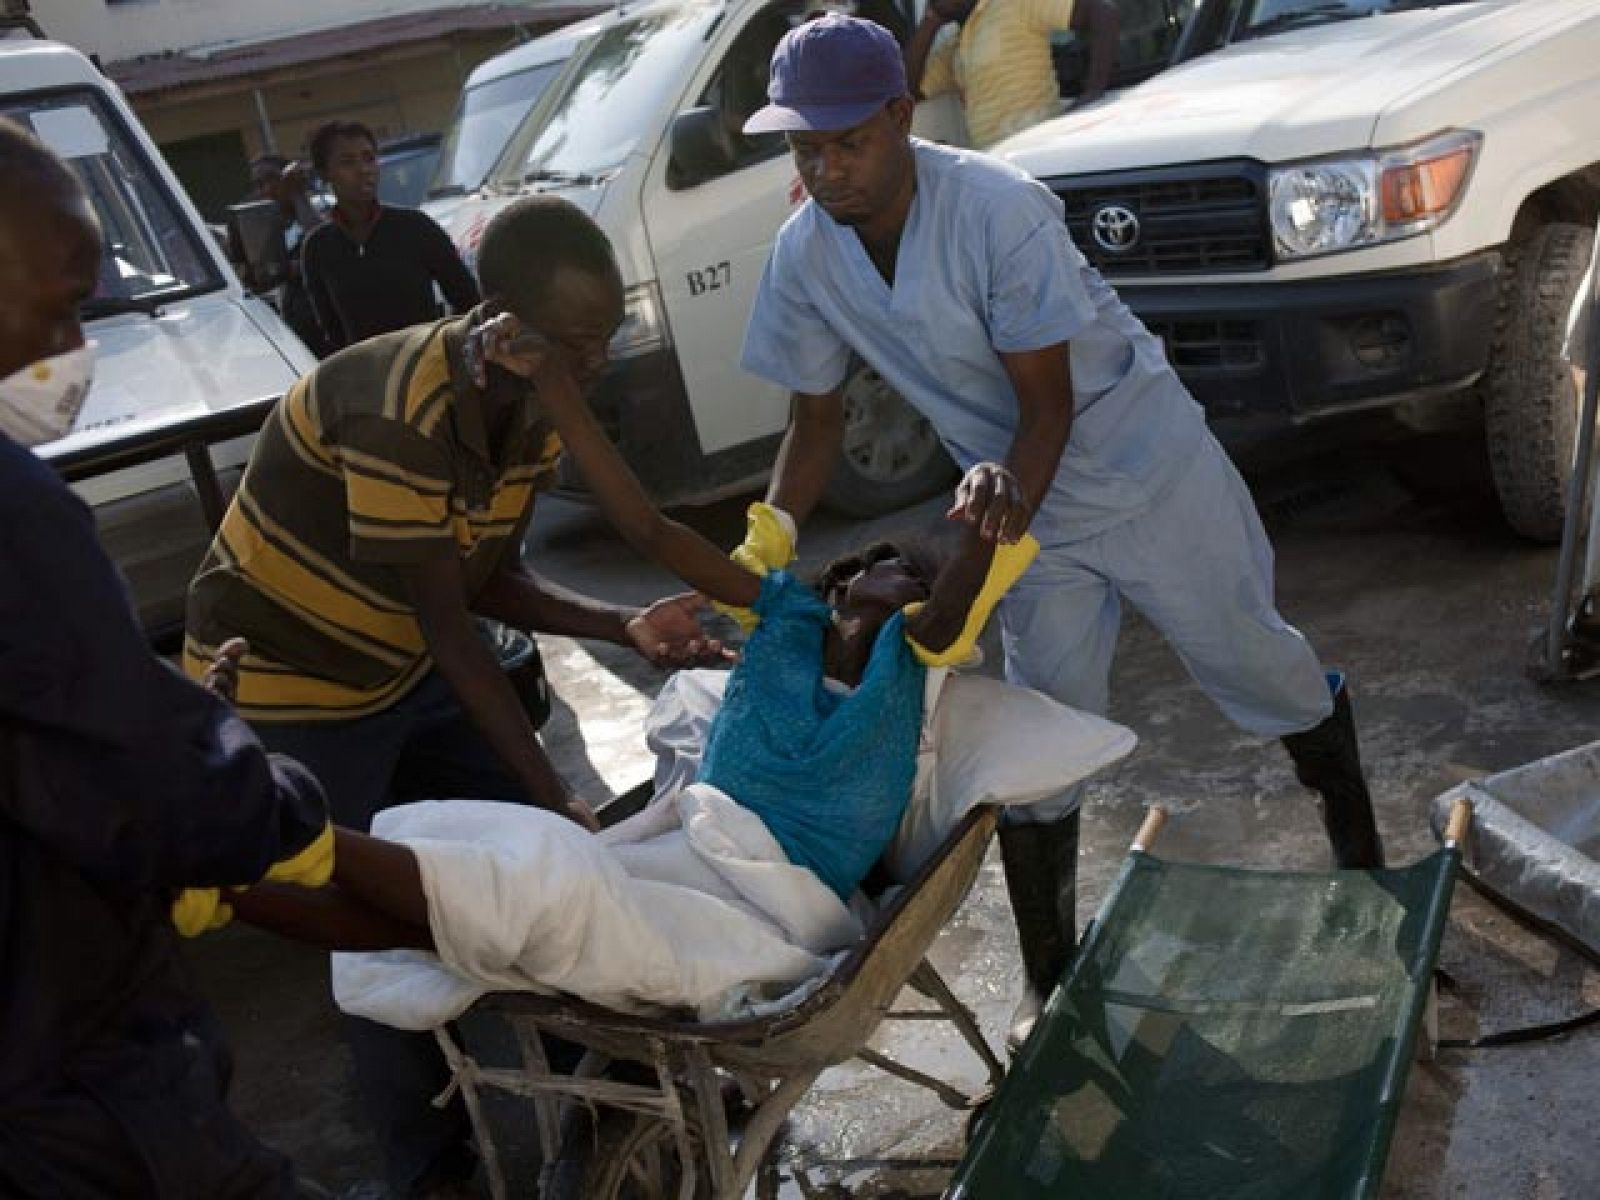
[301,120,480,351]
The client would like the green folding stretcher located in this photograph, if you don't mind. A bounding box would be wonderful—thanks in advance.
[949,802,1473,1200]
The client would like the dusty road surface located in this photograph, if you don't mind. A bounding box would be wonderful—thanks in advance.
[189,428,1600,1198]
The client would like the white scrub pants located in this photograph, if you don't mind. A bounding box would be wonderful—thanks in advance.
[1000,434,1333,824]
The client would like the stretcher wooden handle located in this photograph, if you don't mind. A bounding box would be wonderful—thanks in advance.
[1444,797,1474,848]
[1132,807,1168,853]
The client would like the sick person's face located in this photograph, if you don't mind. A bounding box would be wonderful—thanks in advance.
[820,544,932,618]
[0,189,100,379]
[786,99,916,228]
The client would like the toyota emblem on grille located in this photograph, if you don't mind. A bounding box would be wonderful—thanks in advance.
[1090,204,1141,253]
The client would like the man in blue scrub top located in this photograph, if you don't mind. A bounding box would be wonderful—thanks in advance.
[738,15,1384,1048]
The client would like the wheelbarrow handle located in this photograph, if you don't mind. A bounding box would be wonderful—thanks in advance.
[1444,797,1474,849]
[1132,807,1168,854]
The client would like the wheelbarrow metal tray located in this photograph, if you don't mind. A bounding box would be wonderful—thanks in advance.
[948,846,1460,1200]
[1430,740,1600,963]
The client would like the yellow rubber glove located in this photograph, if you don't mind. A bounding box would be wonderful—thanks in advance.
[904,533,1040,668]
[713,502,797,633]
[169,824,334,938]
[263,822,336,888]
[171,887,233,937]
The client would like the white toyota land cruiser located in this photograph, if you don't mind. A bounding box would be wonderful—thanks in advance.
[995,0,1600,540]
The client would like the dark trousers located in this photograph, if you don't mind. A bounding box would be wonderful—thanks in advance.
[256,673,524,1197]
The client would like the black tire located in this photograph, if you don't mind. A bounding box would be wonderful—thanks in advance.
[546,1105,711,1200]
[1483,220,1596,543]
[822,358,958,517]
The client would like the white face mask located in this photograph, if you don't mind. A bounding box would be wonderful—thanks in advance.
[0,344,95,448]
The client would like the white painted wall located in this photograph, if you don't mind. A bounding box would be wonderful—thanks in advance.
[28,0,503,64]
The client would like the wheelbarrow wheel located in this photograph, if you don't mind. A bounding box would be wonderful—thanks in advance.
[547,1107,711,1200]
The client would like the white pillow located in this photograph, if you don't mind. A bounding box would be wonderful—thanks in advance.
[882,672,1136,881]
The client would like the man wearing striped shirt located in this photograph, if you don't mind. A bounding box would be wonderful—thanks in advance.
[183,195,717,1199]
[905,0,1120,150]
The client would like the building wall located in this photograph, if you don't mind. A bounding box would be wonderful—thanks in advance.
[131,34,515,218]
[27,0,496,64]
[134,40,491,160]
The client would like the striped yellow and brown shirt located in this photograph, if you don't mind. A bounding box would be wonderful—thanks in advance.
[922,0,1076,150]
[183,315,562,721]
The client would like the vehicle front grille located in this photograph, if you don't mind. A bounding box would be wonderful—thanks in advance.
[1145,317,1265,372]
[1050,162,1270,275]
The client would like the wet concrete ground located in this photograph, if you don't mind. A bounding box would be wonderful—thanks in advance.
[190,426,1600,1198]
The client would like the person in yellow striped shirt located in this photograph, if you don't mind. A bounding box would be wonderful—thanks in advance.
[906,0,1120,150]
[182,195,722,1200]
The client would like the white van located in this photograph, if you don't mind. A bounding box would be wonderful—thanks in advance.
[3,30,314,636]
[436,0,966,515]
[423,11,615,232]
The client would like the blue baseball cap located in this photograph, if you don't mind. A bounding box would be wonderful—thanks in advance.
[743,14,908,135]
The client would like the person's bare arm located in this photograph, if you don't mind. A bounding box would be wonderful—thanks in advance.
[948,343,1074,542]
[230,829,433,952]
[282,161,326,233]
[766,389,848,526]
[401,550,597,830]
[1071,0,1120,104]
[529,359,761,610]
[905,8,951,99]
[231,879,433,952]
[903,524,999,653]
[467,317,761,610]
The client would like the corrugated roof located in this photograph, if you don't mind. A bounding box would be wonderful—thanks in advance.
[107,2,605,98]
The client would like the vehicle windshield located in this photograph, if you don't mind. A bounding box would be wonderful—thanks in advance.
[1236,0,1471,38]
[380,140,442,207]
[430,60,566,197]
[2,89,222,306]
[498,3,720,185]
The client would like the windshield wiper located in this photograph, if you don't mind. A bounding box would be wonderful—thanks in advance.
[428,183,468,199]
[1244,3,1371,36]
[523,168,604,187]
[80,295,166,319]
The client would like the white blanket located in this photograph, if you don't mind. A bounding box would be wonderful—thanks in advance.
[333,668,1136,1030]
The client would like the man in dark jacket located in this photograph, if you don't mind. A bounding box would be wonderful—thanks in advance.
[0,116,331,1199]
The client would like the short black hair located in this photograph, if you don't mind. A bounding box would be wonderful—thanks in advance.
[476,195,621,322]
[308,120,376,172]
[249,152,289,173]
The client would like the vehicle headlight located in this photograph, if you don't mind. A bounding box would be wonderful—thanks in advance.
[608,282,666,360]
[1268,130,1480,262]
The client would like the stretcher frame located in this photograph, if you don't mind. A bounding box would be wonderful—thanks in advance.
[946,801,1474,1200]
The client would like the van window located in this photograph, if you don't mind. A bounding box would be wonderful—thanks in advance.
[503,3,722,184]
[681,3,798,183]
[3,90,222,305]
[431,61,566,198]
[1052,0,1195,94]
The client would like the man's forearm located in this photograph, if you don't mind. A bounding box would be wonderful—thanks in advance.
[1005,402,1073,521]
[429,619,574,811]
[474,565,637,644]
[1075,0,1120,99]
[905,13,946,97]
[766,391,846,525]
[231,881,433,952]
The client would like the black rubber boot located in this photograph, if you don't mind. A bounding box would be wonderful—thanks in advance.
[998,811,1080,1054]
[1281,680,1385,869]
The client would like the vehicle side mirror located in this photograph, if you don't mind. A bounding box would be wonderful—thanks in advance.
[668,106,737,189]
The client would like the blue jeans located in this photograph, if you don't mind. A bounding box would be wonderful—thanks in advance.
[256,672,524,1197]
